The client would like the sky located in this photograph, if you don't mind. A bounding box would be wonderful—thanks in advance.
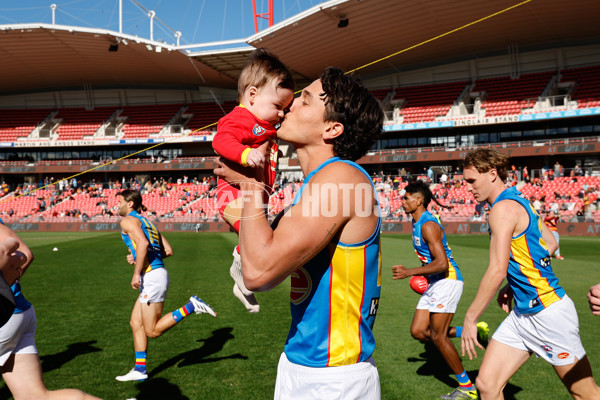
[0,0,321,47]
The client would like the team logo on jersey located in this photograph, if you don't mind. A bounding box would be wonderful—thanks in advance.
[539,255,551,268]
[557,352,570,359]
[252,124,266,136]
[528,298,540,309]
[290,267,312,305]
[369,297,380,317]
[414,236,421,246]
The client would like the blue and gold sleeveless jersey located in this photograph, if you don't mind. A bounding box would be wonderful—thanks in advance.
[0,218,31,314]
[492,187,565,314]
[121,210,164,273]
[284,157,382,368]
[412,210,463,283]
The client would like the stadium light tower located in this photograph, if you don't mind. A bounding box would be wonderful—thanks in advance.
[252,0,274,34]
[175,31,182,46]
[50,3,57,25]
[148,10,155,41]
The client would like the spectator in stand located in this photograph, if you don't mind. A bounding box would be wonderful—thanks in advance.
[543,210,564,260]
[531,197,543,215]
[572,164,583,177]
[554,162,562,178]
[427,166,434,182]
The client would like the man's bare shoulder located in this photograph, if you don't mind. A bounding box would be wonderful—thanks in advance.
[489,199,526,231]
[311,160,372,186]
[119,215,140,231]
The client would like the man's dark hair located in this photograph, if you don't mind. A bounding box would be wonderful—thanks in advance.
[404,179,450,209]
[319,67,384,161]
[118,189,147,212]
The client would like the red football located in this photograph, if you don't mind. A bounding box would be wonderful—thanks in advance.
[409,276,429,295]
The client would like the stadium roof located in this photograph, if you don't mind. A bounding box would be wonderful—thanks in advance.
[1,0,599,95]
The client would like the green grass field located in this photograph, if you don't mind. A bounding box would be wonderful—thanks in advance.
[1,232,598,400]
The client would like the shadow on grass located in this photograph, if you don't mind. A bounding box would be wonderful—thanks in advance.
[40,340,102,373]
[150,327,247,377]
[408,341,523,399]
[136,377,190,400]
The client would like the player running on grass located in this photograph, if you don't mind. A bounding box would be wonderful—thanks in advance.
[115,189,216,382]
[392,180,488,400]
[460,149,600,400]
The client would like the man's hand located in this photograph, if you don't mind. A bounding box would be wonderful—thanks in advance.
[497,283,513,313]
[126,250,135,265]
[214,156,263,186]
[392,264,410,280]
[131,273,141,290]
[461,317,484,360]
[588,283,600,316]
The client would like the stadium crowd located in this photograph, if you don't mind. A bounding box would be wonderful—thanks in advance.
[0,165,598,225]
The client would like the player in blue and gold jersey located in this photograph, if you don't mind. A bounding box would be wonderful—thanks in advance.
[115,190,216,382]
[461,149,600,400]
[392,180,484,400]
[216,67,383,399]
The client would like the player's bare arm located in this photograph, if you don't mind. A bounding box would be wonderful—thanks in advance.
[218,160,377,291]
[392,222,448,279]
[160,233,173,258]
[539,219,558,256]
[120,216,150,290]
[461,200,516,359]
[0,223,34,278]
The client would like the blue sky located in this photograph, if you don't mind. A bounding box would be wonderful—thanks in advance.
[0,0,320,46]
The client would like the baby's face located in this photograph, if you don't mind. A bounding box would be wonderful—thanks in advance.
[249,79,294,126]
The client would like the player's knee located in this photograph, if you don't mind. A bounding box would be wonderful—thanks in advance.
[410,327,429,342]
[475,374,498,396]
[145,330,161,338]
[429,328,447,345]
[129,319,141,331]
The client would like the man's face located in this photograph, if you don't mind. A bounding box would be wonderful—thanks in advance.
[463,166,492,203]
[250,79,294,126]
[402,192,420,214]
[277,79,326,144]
[117,195,131,217]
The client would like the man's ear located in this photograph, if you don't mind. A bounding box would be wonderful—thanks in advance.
[489,168,498,182]
[323,121,344,140]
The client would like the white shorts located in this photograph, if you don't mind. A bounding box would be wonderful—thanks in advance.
[416,279,463,314]
[139,268,169,304]
[0,306,38,367]
[274,352,380,400]
[492,294,586,366]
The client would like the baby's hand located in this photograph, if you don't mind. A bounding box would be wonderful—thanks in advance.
[246,146,267,168]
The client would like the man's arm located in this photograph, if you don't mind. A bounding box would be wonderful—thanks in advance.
[120,217,149,290]
[160,233,173,258]
[461,201,516,359]
[219,160,377,292]
[539,220,558,256]
[0,224,34,283]
[392,221,448,279]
